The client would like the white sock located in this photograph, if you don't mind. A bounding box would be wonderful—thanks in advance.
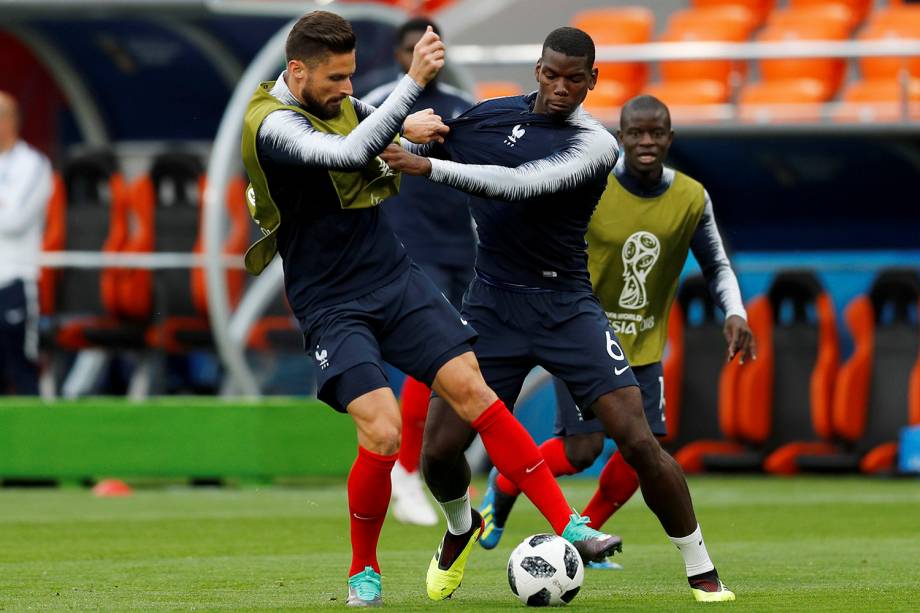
[668,524,715,577]
[439,492,472,535]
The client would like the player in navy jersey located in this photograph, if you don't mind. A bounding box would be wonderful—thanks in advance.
[363,17,477,528]
[240,12,621,607]
[382,27,735,602]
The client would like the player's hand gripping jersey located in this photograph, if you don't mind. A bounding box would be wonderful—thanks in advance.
[422,93,618,290]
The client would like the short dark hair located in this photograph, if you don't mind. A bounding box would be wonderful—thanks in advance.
[620,95,671,130]
[542,27,595,68]
[396,17,440,44]
[286,11,356,64]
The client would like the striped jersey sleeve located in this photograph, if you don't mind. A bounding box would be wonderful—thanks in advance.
[257,74,422,171]
[690,191,747,320]
[426,117,619,202]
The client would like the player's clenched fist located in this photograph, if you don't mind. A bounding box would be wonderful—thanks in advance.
[403,108,450,144]
[407,26,445,87]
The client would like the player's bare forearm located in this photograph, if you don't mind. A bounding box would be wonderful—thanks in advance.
[724,315,756,364]
[403,109,450,144]
[380,144,432,176]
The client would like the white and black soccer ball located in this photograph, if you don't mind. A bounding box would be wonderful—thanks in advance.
[507,534,584,607]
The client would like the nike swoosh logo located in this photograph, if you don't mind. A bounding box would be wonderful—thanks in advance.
[614,365,630,376]
[460,317,468,325]
[353,513,376,520]
[525,459,545,473]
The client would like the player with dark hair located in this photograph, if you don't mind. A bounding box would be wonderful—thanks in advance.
[479,95,754,581]
[364,17,476,528]
[383,30,737,603]
[241,11,620,608]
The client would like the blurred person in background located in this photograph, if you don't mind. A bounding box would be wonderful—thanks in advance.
[0,91,52,395]
[479,95,755,574]
[364,16,477,528]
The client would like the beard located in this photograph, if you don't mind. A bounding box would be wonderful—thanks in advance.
[300,87,343,120]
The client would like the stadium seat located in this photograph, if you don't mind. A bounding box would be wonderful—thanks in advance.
[789,0,871,28]
[756,272,841,474]
[139,153,249,353]
[44,152,147,352]
[572,8,654,108]
[38,173,65,316]
[834,8,920,122]
[658,298,684,447]
[681,272,839,473]
[246,292,303,352]
[691,0,775,27]
[474,81,523,101]
[654,6,759,102]
[794,270,920,474]
[673,291,771,473]
[663,277,740,461]
[737,6,854,122]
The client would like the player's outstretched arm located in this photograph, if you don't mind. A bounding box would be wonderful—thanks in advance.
[690,192,756,363]
[380,127,618,202]
[257,28,445,172]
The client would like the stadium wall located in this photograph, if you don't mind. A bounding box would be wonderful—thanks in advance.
[0,398,357,481]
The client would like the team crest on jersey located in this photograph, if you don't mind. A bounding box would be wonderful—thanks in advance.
[619,231,660,309]
[503,124,526,147]
[315,347,329,370]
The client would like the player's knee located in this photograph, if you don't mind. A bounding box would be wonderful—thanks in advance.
[363,419,401,456]
[444,373,494,421]
[564,434,605,471]
[618,434,661,473]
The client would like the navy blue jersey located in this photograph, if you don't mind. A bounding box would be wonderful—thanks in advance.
[364,80,476,268]
[424,93,619,292]
[255,73,422,322]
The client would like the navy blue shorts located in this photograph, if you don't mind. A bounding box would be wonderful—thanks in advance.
[461,275,638,414]
[301,262,477,412]
[415,261,472,311]
[553,361,667,437]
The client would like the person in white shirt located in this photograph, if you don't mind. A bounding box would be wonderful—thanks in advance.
[0,91,52,395]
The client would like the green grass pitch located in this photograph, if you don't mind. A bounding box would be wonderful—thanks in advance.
[1,476,918,611]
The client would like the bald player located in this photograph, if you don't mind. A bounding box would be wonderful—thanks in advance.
[0,91,52,396]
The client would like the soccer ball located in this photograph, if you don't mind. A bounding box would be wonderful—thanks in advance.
[507,534,584,606]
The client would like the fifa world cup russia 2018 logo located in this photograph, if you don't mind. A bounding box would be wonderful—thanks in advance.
[618,231,661,310]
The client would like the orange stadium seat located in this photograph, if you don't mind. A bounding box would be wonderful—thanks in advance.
[792,270,920,474]
[761,272,841,474]
[834,9,920,122]
[44,152,148,352]
[474,81,523,101]
[135,153,249,354]
[674,295,772,473]
[663,277,747,464]
[644,5,758,116]
[572,7,654,109]
[738,6,854,122]
[658,298,684,447]
[789,0,871,28]
[38,173,65,316]
[691,0,775,27]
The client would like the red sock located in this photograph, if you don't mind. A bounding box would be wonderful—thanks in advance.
[397,376,430,473]
[496,437,578,497]
[472,400,572,534]
[347,446,398,576]
[581,450,639,530]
